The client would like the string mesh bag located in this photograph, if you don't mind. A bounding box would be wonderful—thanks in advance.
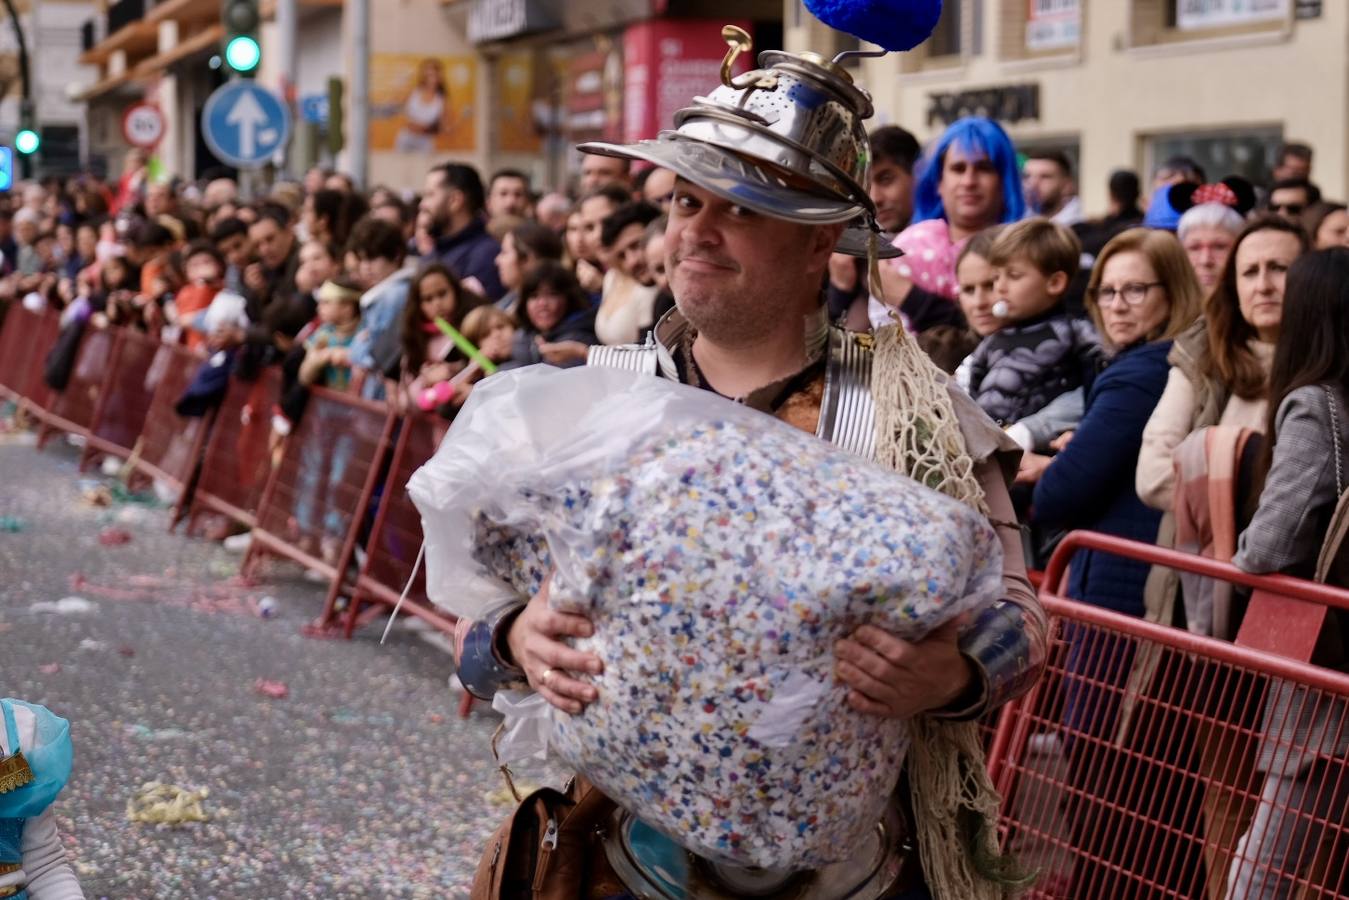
[868,238,1035,899]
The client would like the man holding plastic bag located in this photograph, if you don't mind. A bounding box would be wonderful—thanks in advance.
[410,15,1047,900]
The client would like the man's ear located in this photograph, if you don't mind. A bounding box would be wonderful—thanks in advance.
[807,223,847,273]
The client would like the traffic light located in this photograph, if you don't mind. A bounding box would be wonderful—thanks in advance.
[15,100,38,156]
[221,0,261,74]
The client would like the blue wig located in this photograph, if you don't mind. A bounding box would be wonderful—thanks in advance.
[911,117,1025,226]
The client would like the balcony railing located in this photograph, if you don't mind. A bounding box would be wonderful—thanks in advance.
[106,0,146,36]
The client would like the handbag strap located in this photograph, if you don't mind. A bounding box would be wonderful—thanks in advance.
[1325,384,1345,498]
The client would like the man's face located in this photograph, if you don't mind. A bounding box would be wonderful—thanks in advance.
[578,196,617,263]
[612,222,650,283]
[217,232,252,269]
[644,234,668,292]
[665,179,838,344]
[249,218,293,270]
[1273,155,1311,183]
[642,167,677,212]
[938,146,1003,231]
[580,156,630,193]
[420,171,454,237]
[1268,186,1310,222]
[146,184,174,217]
[1022,159,1071,216]
[868,158,913,233]
[487,176,529,219]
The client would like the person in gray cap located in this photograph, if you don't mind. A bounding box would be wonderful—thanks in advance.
[454,29,1045,900]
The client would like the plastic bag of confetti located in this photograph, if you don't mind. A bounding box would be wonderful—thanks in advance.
[409,365,1003,868]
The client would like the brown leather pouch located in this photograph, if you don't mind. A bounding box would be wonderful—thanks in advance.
[469,775,623,900]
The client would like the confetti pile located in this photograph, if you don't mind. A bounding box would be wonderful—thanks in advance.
[464,416,1002,868]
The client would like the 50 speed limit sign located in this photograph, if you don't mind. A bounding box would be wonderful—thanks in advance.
[122,102,165,149]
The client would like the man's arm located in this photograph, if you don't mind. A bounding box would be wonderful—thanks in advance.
[935,454,1047,719]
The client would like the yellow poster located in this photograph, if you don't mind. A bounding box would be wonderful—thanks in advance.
[369,54,477,152]
[496,52,540,154]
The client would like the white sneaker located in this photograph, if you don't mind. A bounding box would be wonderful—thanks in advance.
[222,532,253,553]
[100,456,122,477]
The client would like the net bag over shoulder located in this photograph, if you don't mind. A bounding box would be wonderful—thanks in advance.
[409,365,1003,869]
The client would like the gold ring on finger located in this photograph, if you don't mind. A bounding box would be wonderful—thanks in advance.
[540,667,556,687]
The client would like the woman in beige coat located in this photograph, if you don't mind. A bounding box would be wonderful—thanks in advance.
[1127,215,1309,899]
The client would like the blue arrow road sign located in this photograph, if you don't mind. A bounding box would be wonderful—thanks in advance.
[202,81,291,169]
[300,94,329,126]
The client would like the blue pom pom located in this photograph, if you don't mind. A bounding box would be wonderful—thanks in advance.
[804,0,944,52]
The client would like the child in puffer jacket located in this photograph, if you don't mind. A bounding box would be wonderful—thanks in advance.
[964,218,1102,453]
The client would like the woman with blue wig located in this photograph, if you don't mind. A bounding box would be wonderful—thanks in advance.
[875,117,1024,324]
[0,699,83,899]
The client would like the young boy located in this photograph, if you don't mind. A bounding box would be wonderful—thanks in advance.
[298,278,362,391]
[964,218,1101,452]
[175,241,226,349]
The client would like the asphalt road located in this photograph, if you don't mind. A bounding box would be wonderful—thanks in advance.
[0,435,558,899]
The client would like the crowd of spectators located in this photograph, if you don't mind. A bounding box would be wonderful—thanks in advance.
[1,125,1345,895]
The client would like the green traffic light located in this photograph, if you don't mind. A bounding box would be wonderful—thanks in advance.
[15,129,39,155]
[225,35,260,72]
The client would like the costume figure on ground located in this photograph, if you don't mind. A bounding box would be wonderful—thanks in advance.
[0,699,84,900]
[445,16,1046,900]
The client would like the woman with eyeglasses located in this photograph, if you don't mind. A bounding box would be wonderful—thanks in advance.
[1033,228,1203,616]
[1028,227,1205,897]
[1137,216,1309,524]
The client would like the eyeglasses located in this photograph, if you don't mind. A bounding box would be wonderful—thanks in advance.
[1090,282,1163,306]
[1270,203,1305,216]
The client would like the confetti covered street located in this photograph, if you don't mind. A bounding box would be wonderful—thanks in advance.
[0,438,557,899]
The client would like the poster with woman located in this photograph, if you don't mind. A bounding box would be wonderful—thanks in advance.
[369,54,478,152]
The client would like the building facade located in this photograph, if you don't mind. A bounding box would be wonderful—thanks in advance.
[785,0,1348,212]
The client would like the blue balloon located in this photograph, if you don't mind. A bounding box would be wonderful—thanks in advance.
[804,0,944,52]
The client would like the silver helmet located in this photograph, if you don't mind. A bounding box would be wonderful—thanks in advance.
[579,27,898,256]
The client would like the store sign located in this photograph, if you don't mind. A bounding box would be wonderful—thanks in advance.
[1176,0,1288,30]
[622,19,752,142]
[927,84,1040,128]
[467,0,555,45]
[565,48,624,143]
[1025,0,1080,51]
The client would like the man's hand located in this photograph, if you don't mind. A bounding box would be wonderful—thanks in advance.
[834,618,974,718]
[505,579,604,715]
[537,339,588,366]
[243,263,266,294]
[827,252,858,293]
[1015,451,1054,485]
[575,259,604,293]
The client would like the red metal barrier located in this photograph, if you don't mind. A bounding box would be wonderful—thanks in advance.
[989,532,1349,900]
[36,325,119,444]
[80,327,162,471]
[242,384,395,627]
[186,367,282,535]
[127,342,213,528]
[343,413,455,638]
[0,305,60,413]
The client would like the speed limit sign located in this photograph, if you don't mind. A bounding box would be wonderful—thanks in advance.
[122,102,165,149]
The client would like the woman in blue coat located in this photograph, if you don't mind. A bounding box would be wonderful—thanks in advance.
[1029,228,1202,612]
[1026,228,1204,898]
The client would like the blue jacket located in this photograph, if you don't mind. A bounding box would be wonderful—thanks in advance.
[434,218,504,301]
[1032,340,1171,616]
